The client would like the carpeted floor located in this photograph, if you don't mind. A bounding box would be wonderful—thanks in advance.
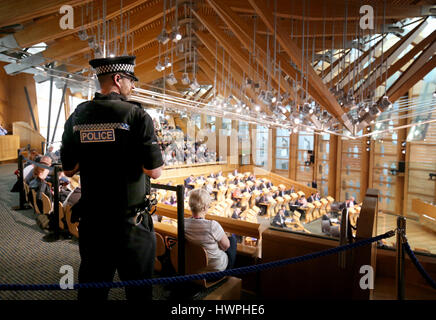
[0,163,172,300]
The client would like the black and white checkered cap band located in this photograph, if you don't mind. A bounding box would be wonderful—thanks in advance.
[73,123,130,132]
[94,64,134,76]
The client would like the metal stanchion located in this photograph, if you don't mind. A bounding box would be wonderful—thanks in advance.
[17,150,25,210]
[176,184,185,276]
[396,216,406,300]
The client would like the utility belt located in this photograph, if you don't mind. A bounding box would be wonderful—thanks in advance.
[125,194,158,227]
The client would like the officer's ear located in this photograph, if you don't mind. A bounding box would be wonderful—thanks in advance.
[113,74,122,88]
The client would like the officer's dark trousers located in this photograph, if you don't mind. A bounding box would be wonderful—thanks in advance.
[77,212,156,300]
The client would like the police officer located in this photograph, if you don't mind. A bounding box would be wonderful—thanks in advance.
[60,56,164,300]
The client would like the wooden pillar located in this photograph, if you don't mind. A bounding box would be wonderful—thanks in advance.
[312,133,319,183]
[335,134,343,201]
[215,116,223,159]
[272,128,277,172]
[329,134,338,199]
[64,88,71,120]
[200,114,207,129]
[396,96,408,216]
[360,138,370,203]
[249,123,255,166]
[289,132,298,181]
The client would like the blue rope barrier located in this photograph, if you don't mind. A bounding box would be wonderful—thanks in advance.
[22,157,54,171]
[0,230,395,291]
[403,241,436,290]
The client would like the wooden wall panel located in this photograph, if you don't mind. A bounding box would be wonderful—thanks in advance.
[0,62,9,131]
[0,62,40,133]
[12,121,45,153]
[0,135,20,161]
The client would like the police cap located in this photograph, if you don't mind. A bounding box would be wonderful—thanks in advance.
[89,55,138,81]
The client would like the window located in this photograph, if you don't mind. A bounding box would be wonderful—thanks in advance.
[276,128,290,171]
[221,118,232,136]
[206,115,216,132]
[255,126,268,167]
[239,121,250,165]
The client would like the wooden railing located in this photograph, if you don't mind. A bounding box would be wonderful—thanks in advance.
[259,188,379,299]
[0,135,20,161]
[412,198,436,232]
[155,203,265,258]
[154,162,238,185]
[240,165,317,196]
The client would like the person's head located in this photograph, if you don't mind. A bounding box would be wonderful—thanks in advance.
[188,189,211,217]
[97,72,136,97]
[34,156,52,180]
[89,56,138,98]
[48,145,54,153]
[279,209,285,216]
[29,149,38,161]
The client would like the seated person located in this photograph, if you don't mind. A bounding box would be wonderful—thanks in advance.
[58,173,72,203]
[28,156,53,213]
[185,189,236,271]
[314,192,321,201]
[279,204,291,217]
[184,174,196,190]
[307,193,315,203]
[297,195,308,207]
[287,185,295,194]
[346,196,356,208]
[231,187,242,202]
[272,209,287,228]
[63,175,81,208]
[278,184,287,197]
[231,207,242,220]
[45,145,59,163]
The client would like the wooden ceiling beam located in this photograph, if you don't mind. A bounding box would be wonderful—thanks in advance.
[197,60,250,106]
[386,41,436,103]
[193,9,293,110]
[13,0,151,48]
[326,37,385,87]
[197,46,263,109]
[195,31,273,115]
[41,0,172,64]
[351,19,428,95]
[134,54,185,78]
[225,17,384,38]
[249,0,348,128]
[219,0,422,21]
[0,0,91,28]
[369,29,436,97]
[206,0,298,101]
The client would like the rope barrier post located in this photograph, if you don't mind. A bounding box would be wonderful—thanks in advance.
[52,165,61,237]
[17,149,26,210]
[396,216,406,300]
[176,184,185,275]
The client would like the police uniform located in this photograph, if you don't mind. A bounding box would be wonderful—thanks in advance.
[60,56,163,300]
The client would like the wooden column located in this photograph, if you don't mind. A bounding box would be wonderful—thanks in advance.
[396,96,408,216]
[64,88,71,121]
[335,135,343,201]
[360,138,371,203]
[271,128,277,172]
[249,123,256,166]
[288,132,298,181]
[329,135,338,199]
[215,116,223,160]
[312,133,319,183]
